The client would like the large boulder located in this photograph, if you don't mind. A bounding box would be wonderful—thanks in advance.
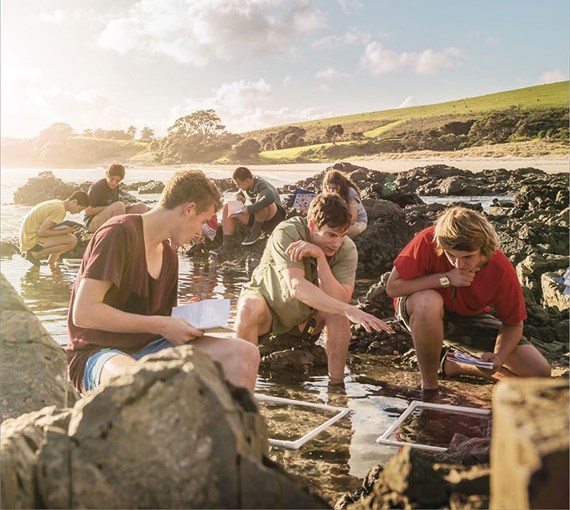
[13,171,82,205]
[1,346,327,509]
[0,273,76,422]
[354,200,410,276]
[541,270,570,312]
[491,378,569,510]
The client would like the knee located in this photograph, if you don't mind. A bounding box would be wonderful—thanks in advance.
[324,313,349,330]
[68,234,78,248]
[237,295,265,322]
[407,290,444,319]
[129,202,148,214]
[532,357,552,378]
[235,339,260,372]
[111,201,126,215]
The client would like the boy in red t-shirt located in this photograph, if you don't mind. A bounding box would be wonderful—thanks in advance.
[386,206,550,391]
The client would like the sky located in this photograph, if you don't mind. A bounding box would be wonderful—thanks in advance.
[2,0,568,139]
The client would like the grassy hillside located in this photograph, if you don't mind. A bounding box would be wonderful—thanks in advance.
[247,81,568,140]
[246,81,568,163]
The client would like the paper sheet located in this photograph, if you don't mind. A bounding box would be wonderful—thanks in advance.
[172,299,231,330]
[227,200,246,216]
[447,352,493,369]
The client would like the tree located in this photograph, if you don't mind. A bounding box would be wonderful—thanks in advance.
[160,110,231,163]
[233,138,261,159]
[126,125,137,140]
[140,127,155,141]
[34,122,75,152]
[325,124,344,143]
[167,109,226,145]
[36,122,74,143]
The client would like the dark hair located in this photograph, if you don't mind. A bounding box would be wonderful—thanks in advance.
[322,169,360,203]
[307,192,351,230]
[67,190,89,207]
[105,162,125,179]
[232,166,253,181]
[159,169,223,213]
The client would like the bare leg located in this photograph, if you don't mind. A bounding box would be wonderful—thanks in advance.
[322,313,351,384]
[36,234,78,264]
[99,353,137,386]
[192,335,260,392]
[253,202,277,223]
[88,201,127,233]
[444,343,551,380]
[234,292,272,344]
[406,290,446,390]
[126,203,148,214]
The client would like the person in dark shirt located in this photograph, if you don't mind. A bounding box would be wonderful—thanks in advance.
[67,169,259,394]
[84,162,148,233]
[213,166,286,256]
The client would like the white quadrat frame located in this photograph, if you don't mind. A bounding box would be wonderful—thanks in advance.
[376,400,491,453]
[255,394,352,451]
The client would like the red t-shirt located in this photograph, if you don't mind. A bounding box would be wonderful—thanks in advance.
[394,226,526,324]
[66,215,178,391]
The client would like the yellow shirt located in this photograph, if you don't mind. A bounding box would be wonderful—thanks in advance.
[19,200,66,252]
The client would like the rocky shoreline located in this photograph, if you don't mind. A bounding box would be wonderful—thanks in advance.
[2,162,568,508]
[7,164,568,374]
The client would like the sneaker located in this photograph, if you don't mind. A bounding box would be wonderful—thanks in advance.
[24,251,41,266]
[241,226,263,246]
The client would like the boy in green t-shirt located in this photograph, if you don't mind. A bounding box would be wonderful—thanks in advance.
[235,193,393,385]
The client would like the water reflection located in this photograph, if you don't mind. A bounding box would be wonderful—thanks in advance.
[18,264,76,345]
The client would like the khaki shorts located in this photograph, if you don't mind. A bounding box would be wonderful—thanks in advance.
[395,296,529,353]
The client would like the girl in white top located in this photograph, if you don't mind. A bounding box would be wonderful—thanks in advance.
[322,169,368,239]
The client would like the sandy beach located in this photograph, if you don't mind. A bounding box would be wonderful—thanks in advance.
[350,155,569,174]
[232,156,568,176]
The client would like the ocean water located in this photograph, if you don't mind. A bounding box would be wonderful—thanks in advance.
[0,166,495,503]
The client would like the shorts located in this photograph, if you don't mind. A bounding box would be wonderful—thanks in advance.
[248,207,286,233]
[29,242,45,253]
[258,315,321,344]
[82,337,175,392]
[395,296,529,353]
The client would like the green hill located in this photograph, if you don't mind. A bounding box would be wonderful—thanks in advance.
[242,81,568,163]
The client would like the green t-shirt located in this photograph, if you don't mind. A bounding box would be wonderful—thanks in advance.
[242,216,357,334]
[19,200,66,252]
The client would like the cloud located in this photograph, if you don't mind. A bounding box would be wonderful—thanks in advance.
[39,9,67,24]
[337,0,362,12]
[315,67,349,80]
[311,28,371,50]
[360,41,463,75]
[172,78,332,133]
[98,0,327,65]
[538,70,567,84]
[26,88,114,129]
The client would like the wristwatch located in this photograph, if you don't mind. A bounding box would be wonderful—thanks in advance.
[439,273,451,288]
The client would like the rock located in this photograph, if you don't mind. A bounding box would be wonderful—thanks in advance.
[346,447,448,509]
[491,378,569,510]
[1,406,73,509]
[1,346,327,509]
[135,180,165,194]
[13,171,81,206]
[354,200,410,276]
[541,270,570,311]
[0,273,77,422]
